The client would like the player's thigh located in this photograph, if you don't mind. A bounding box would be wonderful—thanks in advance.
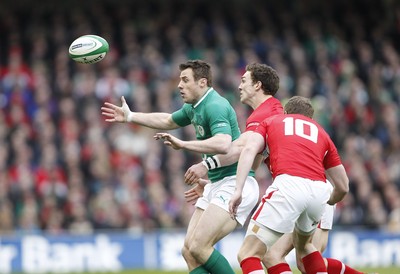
[242,220,283,262]
[185,208,204,246]
[191,203,237,247]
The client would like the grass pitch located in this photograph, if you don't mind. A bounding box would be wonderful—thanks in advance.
[89,266,398,274]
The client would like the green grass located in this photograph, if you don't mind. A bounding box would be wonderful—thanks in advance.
[84,267,398,274]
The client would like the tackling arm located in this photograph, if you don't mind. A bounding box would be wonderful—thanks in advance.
[184,131,261,185]
[228,132,265,215]
[235,133,264,192]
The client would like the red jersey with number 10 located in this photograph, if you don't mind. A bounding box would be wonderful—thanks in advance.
[255,113,342,181]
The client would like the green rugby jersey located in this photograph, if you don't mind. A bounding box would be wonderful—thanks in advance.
[172,88,255,182]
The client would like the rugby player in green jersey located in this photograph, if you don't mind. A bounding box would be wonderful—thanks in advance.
[101,60,259,274]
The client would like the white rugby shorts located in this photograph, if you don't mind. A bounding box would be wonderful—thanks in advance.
[319,180,335,230]
[251,174,331,234]
[319,203,335,230]
[195,175,259,226]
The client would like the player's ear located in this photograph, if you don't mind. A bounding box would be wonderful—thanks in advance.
[199,78,207,87]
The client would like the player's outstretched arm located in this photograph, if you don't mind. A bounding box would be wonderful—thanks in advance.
[101,96,180,130]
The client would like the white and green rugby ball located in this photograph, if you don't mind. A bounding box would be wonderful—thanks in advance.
[69,35,109,64]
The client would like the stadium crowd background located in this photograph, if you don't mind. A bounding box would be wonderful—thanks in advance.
[0,0,399,235]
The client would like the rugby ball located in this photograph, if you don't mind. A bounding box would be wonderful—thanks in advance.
[69,35,109,64]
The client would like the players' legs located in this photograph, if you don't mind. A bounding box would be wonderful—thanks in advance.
[288,228,329,274]
[261,228,330,274]
[239,237,269,274]
[186,175,259,274]
[182,207,205,271]
[260,213,331,272]
[188,203,238,274]
[315,229,367,274]
[311,206,368,274]
[239,220,283,274]
[262,233,294,269]
[293,210,367,274]
[291,179,330,274]
[242,175,308,274]
[190,203,238,260]
[312,227,330,252]
[292,228,327,274]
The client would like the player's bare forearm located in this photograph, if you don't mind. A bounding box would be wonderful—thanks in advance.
[326,165,349,205]
[235,132,265,191]
[180,134,232,154]
[328,189,347,205]
[235,146,257,192]
[128,112,180,130]
[229,145,256,216]
[102,96,180,130]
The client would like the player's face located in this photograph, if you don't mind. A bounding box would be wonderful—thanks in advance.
[238,71,256,105]
[178,68,203,104]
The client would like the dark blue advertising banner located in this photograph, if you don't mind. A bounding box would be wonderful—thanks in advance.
[0,230,398,273]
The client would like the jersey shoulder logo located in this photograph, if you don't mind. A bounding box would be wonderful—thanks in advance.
[216,122,228,128]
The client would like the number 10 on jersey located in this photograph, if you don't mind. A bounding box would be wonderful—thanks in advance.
[283,117,318,143]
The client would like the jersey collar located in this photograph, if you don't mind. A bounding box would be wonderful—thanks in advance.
[193,87,214,108]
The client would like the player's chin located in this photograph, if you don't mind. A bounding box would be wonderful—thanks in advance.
[182,97,194,104]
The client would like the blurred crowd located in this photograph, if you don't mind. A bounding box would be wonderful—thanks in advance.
[0,0,400,235]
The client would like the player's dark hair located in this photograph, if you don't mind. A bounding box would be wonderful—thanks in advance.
[179,60,213,87]
[284,96,314,118]
[246,63,279,96]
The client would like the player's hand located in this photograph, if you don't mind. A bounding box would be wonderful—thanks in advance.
[184,182,206,205]
[184,162,208,185]
[228,190,242,220]
[154,133,184,150]
[101,96,132,122]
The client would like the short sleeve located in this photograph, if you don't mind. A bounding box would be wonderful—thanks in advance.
[172,105,192,127]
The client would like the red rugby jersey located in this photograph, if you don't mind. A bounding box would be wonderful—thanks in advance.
[255,114,342,181]
[245,97,283,132]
